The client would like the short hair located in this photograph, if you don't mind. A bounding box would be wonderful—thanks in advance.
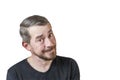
[19,15,50,43]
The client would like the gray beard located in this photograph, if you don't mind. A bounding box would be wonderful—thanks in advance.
[33,51,56,61]
[38,54,56,61]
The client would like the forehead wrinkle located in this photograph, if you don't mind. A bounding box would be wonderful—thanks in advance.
[36,34,43,39]
[36,29,52,39]
[48,29,52,33]
[28,24,52,39]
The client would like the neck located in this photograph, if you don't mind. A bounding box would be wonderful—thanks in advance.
[27,55,53,72]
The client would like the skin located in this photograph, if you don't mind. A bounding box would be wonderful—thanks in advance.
[22,23,56,72]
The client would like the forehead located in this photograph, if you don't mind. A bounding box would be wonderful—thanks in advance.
[28,24,52,37]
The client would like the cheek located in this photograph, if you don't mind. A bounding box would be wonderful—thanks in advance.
[35,44,45,50]
[30,42,44,50]
[52,37,56,44]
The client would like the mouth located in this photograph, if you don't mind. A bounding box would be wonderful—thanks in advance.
[42,48,55,53]
[43,46,56,53]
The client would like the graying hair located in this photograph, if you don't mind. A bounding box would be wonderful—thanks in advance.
[19,15,50,43]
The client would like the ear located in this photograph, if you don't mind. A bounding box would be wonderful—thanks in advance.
[22,41,31,51]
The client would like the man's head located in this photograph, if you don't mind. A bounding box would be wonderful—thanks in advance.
[20,15,50,43]
[20,15,56,61]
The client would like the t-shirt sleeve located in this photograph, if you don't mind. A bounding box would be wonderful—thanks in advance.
[6,67,19,80]
[70,59,80,80]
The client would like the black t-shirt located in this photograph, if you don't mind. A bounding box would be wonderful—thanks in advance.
[7,56,80,80]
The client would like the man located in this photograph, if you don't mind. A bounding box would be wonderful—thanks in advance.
[7,15,80,80]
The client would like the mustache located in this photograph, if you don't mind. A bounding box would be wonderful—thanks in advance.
[42,45,56,52]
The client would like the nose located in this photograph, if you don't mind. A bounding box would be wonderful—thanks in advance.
[44,38,54,47]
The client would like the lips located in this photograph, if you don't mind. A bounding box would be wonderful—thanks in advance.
[42,47,54,53]
[42,45,56,53]
[44,49,53,52]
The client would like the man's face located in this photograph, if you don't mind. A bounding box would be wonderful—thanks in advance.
[28,24,56,61]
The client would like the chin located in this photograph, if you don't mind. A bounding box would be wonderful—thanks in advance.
[40,53,56,61]
[46,54,56,60]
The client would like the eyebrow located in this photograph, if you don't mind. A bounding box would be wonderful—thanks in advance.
[35,29,53,39]
[48,29,53,33]
[36,34,43,39]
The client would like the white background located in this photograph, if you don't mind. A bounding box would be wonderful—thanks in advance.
[0,0,120,80]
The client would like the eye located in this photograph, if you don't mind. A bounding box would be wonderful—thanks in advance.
[49,33,54,38]
[38,38,44,42]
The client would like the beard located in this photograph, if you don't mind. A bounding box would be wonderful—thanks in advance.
[32,46,56,61]
[38,52,56,61]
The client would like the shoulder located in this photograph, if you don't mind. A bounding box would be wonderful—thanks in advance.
[55,56,80,74]
[56,56,80,79]
[55,56,78,66]
[7,59,27,80]
[56,56,77,62]
[7,59,27,73]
